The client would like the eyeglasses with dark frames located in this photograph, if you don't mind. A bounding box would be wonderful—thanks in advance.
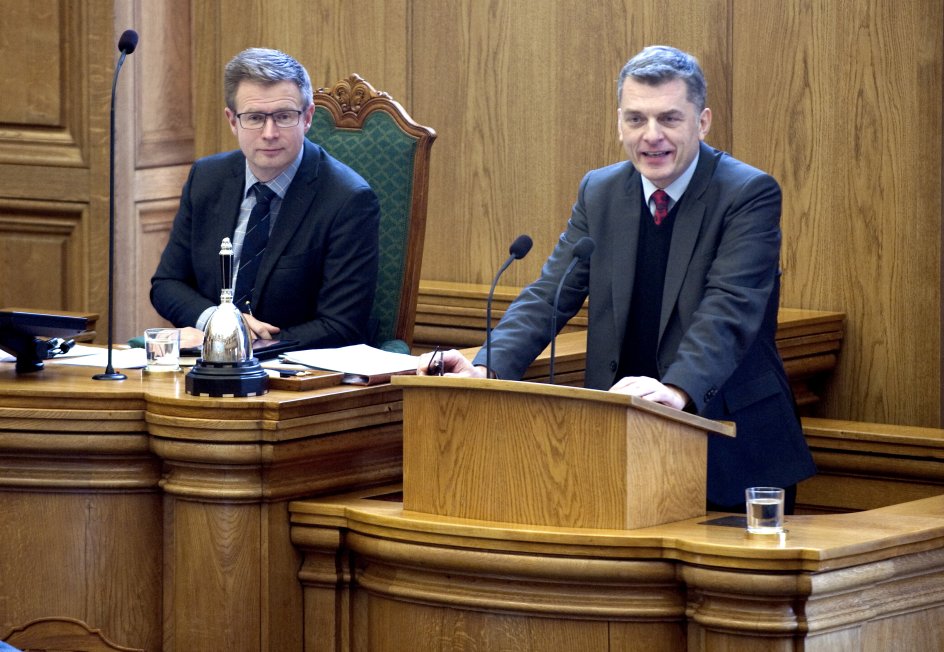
[235,110,304,129]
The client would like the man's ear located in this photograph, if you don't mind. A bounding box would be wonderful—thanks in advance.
[225,107,239,136]
[698,107,712,140]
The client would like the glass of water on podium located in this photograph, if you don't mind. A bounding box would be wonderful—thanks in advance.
[745,486,785,535]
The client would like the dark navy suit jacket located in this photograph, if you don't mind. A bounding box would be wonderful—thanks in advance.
[151,139,380,349]
[474,142,816,505]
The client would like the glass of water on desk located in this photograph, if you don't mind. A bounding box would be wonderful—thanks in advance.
[745,486,785,535]
[144,328,181,373]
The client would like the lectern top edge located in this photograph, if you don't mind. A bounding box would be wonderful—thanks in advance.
[392,375,735,437]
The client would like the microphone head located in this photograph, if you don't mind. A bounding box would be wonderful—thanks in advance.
[573,237,595,261]
[509,234,533,260]
[118,30,139,54]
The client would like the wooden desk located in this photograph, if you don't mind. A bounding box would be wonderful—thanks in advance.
[799,418,944,513]
[290,489,944,651]
[0,363,403,651]
[0,311,853,650]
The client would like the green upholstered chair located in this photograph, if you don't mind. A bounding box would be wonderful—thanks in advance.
[307,74,436,353]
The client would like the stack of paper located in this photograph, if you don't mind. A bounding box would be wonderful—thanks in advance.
[283,344,418,385]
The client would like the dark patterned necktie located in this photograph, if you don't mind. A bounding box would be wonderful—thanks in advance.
[652,189,670,226]
[234,183,276,312]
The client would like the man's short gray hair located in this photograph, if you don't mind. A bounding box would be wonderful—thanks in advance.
[224,48,313,111]
[617,46,707,111]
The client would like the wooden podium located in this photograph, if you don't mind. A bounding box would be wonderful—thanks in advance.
[396,376,734,530]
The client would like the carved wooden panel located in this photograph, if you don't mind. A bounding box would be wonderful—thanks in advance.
[134,0,195,168]
[3,617,143,652]
[0,200,86,310]
[0,0,112,343]
[0,489,162,651]
[0,0,87,166]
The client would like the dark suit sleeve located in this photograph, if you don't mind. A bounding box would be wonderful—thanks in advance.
[150,164,219,328]
[275,186,380,348]
[660,171,783,413]
[471,174,594,379]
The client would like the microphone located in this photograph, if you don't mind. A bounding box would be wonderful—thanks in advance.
[118,29,139,54]
[549,237,594,385]
[485,234,533,377]
[94,29,139,381]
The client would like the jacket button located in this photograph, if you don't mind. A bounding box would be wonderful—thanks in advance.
[609,360,618,372]
[704,388,717,402]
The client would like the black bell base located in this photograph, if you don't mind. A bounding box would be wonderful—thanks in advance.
[185,357,268,397]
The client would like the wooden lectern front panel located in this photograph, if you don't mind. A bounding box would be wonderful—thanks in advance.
[404,384,629,528]
[402,379,708,529]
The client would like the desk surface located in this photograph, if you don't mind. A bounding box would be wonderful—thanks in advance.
[291,489,944,573]
[0,361,401,438]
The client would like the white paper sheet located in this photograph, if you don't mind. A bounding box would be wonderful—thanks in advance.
[283,344,417,376]
[46,345,147,369]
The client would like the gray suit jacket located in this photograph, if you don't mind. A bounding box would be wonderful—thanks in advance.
[151,139,380,349]
[474,143,815,505]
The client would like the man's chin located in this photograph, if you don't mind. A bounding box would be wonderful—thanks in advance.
[640,168,674,186]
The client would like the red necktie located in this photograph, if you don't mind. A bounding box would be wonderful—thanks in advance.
[652,189,670,226]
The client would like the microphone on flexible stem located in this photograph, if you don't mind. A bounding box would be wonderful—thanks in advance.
[549,237,594,385]
[485,234,532,378]
[94,29,138,381]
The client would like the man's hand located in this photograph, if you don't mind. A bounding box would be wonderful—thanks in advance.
[180,326,205,349]
[609,376,690,410]
[416,349,487,378]
[243,314,281,340]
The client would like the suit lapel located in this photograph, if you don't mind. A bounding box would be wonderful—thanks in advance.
[659,143,717,338]
[610,164,642,342]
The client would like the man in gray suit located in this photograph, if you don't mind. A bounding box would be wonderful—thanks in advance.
[420,46,815,511]
[152,48,380,349]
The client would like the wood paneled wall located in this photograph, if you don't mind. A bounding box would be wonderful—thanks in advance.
[0,0,192,346]
[185,0,944,426]
[115,0,194,340]
[0,0,940,428]
[0,1,112,322]
[732,1,943,426]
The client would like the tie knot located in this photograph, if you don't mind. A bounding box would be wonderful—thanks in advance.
[253,183,276,204]
[652,189,670,226]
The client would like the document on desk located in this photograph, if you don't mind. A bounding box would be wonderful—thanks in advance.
[283,344,418,385]
[46,344,147,368]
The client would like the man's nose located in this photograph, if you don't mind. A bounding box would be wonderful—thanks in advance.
[643,118,663,141]
[260,116,280,137]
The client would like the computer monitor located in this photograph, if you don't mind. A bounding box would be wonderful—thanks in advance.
[0,310,88,373]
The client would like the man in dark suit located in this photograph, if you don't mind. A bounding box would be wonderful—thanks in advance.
[419,45,815,511]
[151,48,380,349]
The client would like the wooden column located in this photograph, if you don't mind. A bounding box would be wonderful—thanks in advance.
[0,365,405,652]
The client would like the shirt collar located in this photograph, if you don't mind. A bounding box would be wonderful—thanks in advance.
[243,145,305,199]
[640,150,700,205]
